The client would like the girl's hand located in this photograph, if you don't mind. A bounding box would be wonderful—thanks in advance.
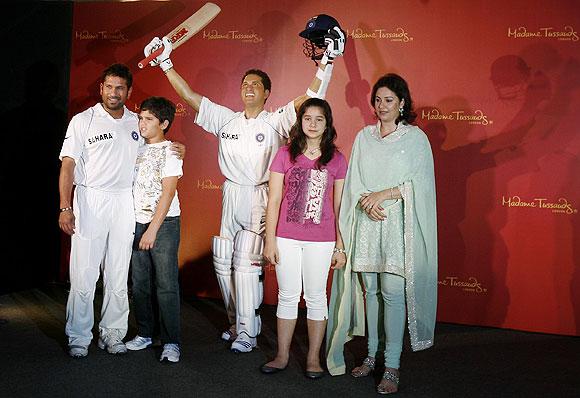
[263,240,279,266]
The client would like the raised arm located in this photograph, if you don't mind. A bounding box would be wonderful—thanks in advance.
[144,37,203,112]
[164,68,203,112]
[293,26,346,111]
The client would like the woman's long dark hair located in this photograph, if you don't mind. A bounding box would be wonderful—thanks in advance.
[288,98,337,169]
[370,73,417,124]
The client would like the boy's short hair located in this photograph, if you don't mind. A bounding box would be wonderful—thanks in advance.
[139,96,176,134]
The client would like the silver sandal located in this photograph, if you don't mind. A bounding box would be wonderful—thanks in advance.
[377,369,400,394]
[350,356,376,378]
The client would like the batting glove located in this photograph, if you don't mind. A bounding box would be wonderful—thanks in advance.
[144,36,174,72]
[321,26,346,65]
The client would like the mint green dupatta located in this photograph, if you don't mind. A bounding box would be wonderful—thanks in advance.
[326,123,438,375]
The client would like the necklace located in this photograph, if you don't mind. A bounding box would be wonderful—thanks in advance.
[306,147,320,155]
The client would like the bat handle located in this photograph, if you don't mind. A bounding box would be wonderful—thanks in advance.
[138,46,163,69]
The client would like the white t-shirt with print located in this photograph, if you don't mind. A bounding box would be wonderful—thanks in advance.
[133,140,182,224]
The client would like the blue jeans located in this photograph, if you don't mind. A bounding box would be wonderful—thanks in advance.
[131,216,181,344]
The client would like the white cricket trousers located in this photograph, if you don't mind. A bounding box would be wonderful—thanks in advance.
[65,186,135,347]
[215,180,268,325]
[275,237,335,321]
[220,179,268,238]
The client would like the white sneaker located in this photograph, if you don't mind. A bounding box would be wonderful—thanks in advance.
[98,331,127,355]
[230,334,256,353]
[160,343,180,363]
[125,335,153,351]
[68,345,88,358]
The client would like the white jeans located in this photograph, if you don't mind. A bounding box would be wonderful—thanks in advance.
[275,237,334,321]
[65,186,134,346]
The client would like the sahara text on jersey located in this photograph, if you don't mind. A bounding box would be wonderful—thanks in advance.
[220,132,239,140]
[88,132,114,145]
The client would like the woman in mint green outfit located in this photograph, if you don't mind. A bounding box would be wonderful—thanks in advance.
[326,74,437,394]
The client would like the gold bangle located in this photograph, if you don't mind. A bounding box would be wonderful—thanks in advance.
[59,206,73,212]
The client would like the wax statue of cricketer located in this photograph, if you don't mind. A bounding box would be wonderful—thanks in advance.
[143,14,346,353]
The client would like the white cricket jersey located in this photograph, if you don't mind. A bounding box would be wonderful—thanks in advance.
[195,97,296,186]
[59,103,143,192]
[133,141,183,224]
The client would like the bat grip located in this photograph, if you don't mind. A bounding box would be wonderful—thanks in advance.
[138,46,163,69]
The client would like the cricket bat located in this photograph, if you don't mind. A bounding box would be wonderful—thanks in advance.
[138,2,221,69]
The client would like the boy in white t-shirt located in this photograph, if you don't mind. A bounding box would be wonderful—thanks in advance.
[125,97,183,363]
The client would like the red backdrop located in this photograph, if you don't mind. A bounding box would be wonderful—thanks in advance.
[65,0,580,336]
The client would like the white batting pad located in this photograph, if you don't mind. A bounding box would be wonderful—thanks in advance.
[233,230,264,338]
[212,236,236,324]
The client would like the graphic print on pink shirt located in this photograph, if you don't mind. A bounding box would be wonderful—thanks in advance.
[270,145,347,242]
[286,168,328,225]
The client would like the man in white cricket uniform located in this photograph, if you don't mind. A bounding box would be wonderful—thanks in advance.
[195,96,297,236]
[58,64,140,358]
[58,64,185,358]
[195,93,295,352]
[143,17,345,353]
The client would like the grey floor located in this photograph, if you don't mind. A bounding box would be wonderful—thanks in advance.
[1,284,579,398]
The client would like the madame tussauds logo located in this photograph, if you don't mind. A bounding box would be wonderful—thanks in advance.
[438,276,487,294]
[507,25,579,41]
[197,179,222,190]
[346,27,413,42]
[502,196,578,214]
[202,29,263,43]
[175,103,188,118]
[75,30,128,43]
[421,108,492,126]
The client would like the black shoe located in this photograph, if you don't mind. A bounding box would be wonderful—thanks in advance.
[305,370,325,379]
[260,363,287,374]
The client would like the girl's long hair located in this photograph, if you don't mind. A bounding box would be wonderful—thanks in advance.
[288,98,337,169]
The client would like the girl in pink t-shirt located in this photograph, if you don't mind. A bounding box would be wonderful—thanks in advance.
[260,98,347,379]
